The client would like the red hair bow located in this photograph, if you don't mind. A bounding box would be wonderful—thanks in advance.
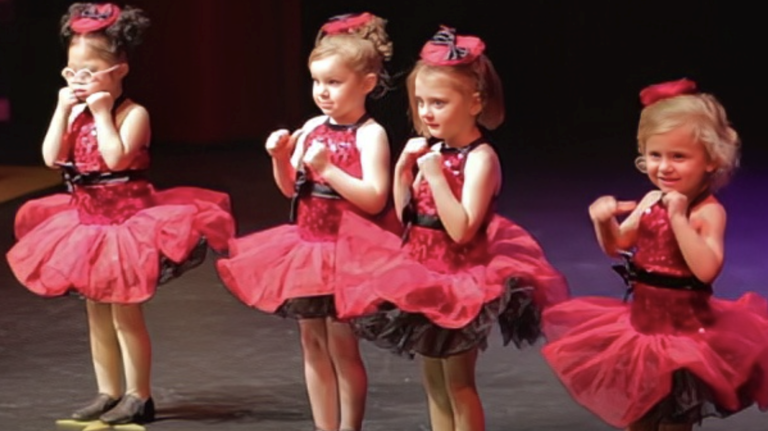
[420,26,485,66]
[70,3,121,33]
[639,78,697,106]
[320,12,374,35]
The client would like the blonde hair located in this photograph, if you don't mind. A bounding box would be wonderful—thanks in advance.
[636,93,740,190]
[309,15,393,98]
[406,55,505,136]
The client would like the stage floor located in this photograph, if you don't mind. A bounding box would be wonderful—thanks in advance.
[0,165,61,204]
[1,143,767,431]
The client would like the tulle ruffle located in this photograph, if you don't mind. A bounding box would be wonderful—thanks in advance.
[541,291,768,427]
[334,212,569,357]
[7,187,234,303]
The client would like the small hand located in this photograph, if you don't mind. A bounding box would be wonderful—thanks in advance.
[265,128,301,159]
[662,191,689,219]
[303,143,331,176]
[589,195,637,223]
[57,87,79,113]
[85,91,114,114]
[398,137,430,168]
[416,151,443,180]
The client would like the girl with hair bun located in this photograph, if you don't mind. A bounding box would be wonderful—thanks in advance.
[216,11,396,431]
[6,2,235,425]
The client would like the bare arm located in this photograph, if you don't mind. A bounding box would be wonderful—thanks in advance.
[270,131,302,198]
[426,145,500,244]
[668,197,726,283]
[42,108,75,167]
[318,122,391,215]
[270,117,326,198]
[271,157,297,198]
[393,138,430,221]
[591,191,658,257]
[393,163,415,222]
[42,88,80,167]
[89,93,150,171]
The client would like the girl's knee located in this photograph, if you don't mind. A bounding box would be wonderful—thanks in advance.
[445,377,476,395]
[424,384,452,410]
[110,305,148,334]
[328,336,362,365]
[300,324,329,358]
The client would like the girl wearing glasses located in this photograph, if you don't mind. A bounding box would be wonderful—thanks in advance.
[6,3,235,426]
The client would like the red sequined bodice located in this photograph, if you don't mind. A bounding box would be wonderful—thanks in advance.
[295,119,366,241]
[633,202,693,278]
[630,201,713,334]
[406,144,492,272]
[64,107,152,225]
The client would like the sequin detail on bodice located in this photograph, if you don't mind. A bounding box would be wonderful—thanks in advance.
[630,201,714,334]
[295,119,366,241]
[633,202,693,278]
[406,143,492,272]
[65,107,152,225]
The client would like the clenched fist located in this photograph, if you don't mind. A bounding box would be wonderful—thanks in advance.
[589,195,637,224]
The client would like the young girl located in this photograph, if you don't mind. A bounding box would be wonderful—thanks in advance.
[6,3,234,425]
[541,78,768,431]
[215,12,394,431]
[332,26,570,431]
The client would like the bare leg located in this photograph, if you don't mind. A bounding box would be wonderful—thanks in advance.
[299,318,338,431]
[421,356,454,431]
[443,349,483,431]
[86,300,122,398]
[111,303,152,399]
[327,319,367,431]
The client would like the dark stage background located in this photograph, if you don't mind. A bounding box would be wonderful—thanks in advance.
[1,1,766,172]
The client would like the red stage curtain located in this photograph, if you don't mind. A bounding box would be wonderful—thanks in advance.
[130,0,303,145]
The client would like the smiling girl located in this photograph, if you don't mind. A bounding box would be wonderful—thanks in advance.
[541,79,768,431]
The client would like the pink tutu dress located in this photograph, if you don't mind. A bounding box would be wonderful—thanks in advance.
[333,138,570,357]
[216,114,400,318]
[6,99,236,303]
[541,199,768,427]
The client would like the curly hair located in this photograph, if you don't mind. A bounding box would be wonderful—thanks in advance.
[309,14,393,99]
[60,3,150,62]
[636,93,740,191]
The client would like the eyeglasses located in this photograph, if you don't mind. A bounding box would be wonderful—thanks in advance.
[61,64,121,83]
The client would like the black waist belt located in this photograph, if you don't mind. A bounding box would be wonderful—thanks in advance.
[307,182,341,199]
[401,210,446,244]
[58,163,149,191]
[411,213,444,230]
[289,178,342,223]
[612,251,712,302]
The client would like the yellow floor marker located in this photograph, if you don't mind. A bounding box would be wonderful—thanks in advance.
[55,419,146,431]
[82,422,113,431]
[113,424,146,431]
[55,419,108,430]
[56,419,95,429]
